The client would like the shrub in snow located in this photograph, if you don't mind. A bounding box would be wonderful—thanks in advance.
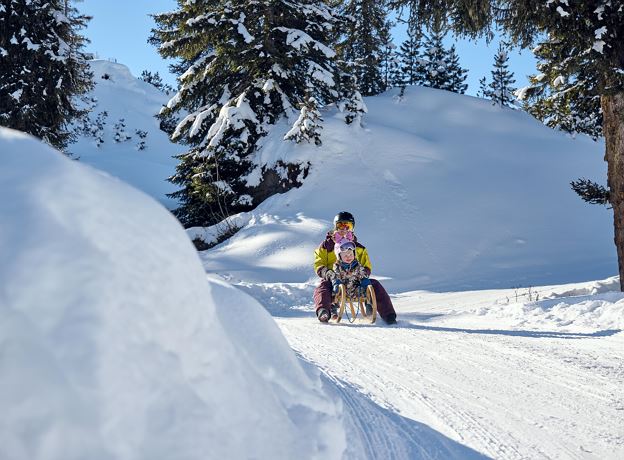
[135,129,148,150]
[113,118,132,143]
[81,110,108,147]
[0,127,345,460]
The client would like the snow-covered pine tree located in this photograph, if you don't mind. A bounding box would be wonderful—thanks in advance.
[0,0,93,150]
[389,0,624,289]
[382,41,401,90]
[397,29,422,86]
[150,0,340,227]
[416,19,467,94]
[485,41,516,107]
[284,97,323,146]
[335,65,368,125]
[337,0,391,96]
[445,44,468,94]
[415,21,447,89]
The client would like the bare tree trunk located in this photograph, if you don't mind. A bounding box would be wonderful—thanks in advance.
[601,91,624,291]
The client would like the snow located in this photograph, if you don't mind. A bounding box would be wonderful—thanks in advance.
[593,40,606,53]
[0,128,345,460]
[236,18,254,44]
[186,86,623,457]
[556,6,570,17]
[4,59,623,458]
[71,60,181,210]
[198,85,615,292]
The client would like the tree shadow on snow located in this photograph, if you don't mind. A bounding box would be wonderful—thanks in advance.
[310,365,491,459]
[392,321,621,339]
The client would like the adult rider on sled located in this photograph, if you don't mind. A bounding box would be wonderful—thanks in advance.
[313,211,398,324]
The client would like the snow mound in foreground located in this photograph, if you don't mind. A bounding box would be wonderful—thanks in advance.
[0,128,344,460]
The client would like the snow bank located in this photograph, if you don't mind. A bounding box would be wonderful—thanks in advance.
[475,278,624,332]
[198,86,616,291]
[0,128,345,460]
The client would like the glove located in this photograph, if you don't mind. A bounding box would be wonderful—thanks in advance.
[324,269,337,283]
[359,277,371,288]
[332,279,342,294]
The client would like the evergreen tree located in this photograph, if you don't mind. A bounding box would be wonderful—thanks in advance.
[416,19,468,94]
[390,0,624,290]
[523,41,602,139]
[0,0,93,150]
[337,0,391,96]
[397,28,422,86]
[484,41,516,107]
[150,0,341,227]
[284,97,323,146]
[477,76,488,99]
[446,44,468,94]
[335,64,368,125]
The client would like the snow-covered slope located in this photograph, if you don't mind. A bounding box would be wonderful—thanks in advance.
[0,128,345,460]
[64,61,614,290]
[71,60,179,209]
[197,86,615,291]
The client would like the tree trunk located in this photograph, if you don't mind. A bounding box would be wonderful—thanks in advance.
[601,91,624,291]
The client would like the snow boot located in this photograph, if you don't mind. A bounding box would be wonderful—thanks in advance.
[317,308,330,323]
[330,303,339,320]
[383,313,397,325]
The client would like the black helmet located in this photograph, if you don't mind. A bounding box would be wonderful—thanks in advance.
[333,211,355,228]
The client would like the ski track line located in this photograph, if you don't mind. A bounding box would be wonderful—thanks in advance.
[276,316,624,460]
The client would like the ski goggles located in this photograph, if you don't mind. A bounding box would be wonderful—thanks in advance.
[335,221,354,231]
[339,241,356,253]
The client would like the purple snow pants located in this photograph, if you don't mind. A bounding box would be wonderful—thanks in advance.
[313,279,397,322]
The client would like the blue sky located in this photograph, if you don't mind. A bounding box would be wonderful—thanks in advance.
[78,0,538,96]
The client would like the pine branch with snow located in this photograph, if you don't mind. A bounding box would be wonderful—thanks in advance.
[0,0,93,151]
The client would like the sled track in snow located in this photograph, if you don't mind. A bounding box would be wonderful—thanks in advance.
[277,308,624,460]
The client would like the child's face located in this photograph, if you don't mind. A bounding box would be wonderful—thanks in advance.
[340,249,355,263]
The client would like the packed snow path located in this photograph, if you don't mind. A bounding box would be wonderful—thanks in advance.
[267,287,624,459]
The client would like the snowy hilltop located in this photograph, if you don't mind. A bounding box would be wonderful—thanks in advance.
[72,60,180,210]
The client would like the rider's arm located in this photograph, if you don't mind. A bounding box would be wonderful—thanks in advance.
[314,246,330,278]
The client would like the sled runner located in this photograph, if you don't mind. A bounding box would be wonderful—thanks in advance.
[333,283,377,324]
